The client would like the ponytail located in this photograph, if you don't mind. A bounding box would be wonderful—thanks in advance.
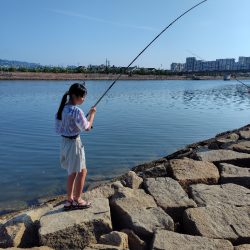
[56,91,69,120]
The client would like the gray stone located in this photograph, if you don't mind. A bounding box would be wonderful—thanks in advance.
[239,129,250,139]
[228,141,250,154]
[196,149,250,165]
[189,183,250,207]
[39,198,112,250]
[84,244,123,250]
[169,158,219,187]
[121,229,147,250]
[137,164,168,178]
[234,244,250,250]
[110,187,174,239]
[1,247,54,250]
[121,171,143,189]
[99,231,128,249]
[216,133,239,145]
[0,204,52,248]
[219,163,250,188]
[144,177,196,221]
[152,230,233,250]
[183,205,250,243]
[83,181,123,201]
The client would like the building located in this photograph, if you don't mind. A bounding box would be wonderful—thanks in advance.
[170,56,250,72]
[171,63,185,72]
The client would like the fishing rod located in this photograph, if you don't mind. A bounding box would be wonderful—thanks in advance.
[86,0,208,117]
[234,77,250,89]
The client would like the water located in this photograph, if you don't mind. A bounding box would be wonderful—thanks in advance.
[0,79,249,212]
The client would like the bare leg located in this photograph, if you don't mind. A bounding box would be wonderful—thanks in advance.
[67,172,77,201]
[74,168,87,201]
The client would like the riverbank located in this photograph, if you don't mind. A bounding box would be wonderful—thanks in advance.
[1,71,250,81]
[0,124,250,249]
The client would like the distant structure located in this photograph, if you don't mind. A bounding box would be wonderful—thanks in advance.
[170,56,250,72]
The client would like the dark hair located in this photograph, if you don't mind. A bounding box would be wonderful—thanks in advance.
[56,83,87,120]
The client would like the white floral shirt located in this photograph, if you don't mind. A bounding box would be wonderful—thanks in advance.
[55,104,90,136]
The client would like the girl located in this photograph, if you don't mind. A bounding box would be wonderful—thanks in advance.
[55,83,96,210]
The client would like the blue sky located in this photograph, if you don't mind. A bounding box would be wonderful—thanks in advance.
[1,0,250,68]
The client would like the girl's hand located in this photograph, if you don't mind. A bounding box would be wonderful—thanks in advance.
[89,106,96,114]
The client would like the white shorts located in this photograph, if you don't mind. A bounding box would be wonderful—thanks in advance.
[60,136,86,175]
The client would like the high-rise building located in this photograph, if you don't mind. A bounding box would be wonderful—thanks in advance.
[170,56,250,72]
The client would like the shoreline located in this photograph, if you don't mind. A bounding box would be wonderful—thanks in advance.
[1,124,250,249]
[1,71,250,81]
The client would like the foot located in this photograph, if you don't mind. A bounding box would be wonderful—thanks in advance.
[74,198,91,209]
[63,199,74,211]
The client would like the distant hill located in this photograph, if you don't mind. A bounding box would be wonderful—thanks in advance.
[0,59,41,69]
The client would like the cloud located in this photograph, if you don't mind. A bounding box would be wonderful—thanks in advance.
[49,9,157,32]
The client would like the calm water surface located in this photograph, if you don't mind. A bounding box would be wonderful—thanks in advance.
[0,79,249,212]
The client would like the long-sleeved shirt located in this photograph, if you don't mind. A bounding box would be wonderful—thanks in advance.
[55,104,90,136]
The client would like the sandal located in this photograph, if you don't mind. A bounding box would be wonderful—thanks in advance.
[73,198,92,209]
[63,199,74,211]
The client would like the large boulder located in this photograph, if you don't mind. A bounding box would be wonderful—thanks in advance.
[152,230,233,250]
[239,128,250,139]
[110,187,174,240]
[228,140,250,154]
[121,171,143,189]
[83,181,124,201]
[84,244,123,250]
[189,183,250,207]
[137,164,168,178]
[0,204,52,248]
[169,158,219,187]
[234,245,250,250]
[1,247,54,250]
[121,229,147,250]
[39,198,112,250]
[183,205,250,243]
[143,177,196,221]
[219,163,250,188]
[196,149,250,166]
[216,133,239,145]
[99,231,128,249]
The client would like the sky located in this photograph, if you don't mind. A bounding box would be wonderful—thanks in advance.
[1,0,250,69]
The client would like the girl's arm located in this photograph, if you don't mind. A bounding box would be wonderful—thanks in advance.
[85,106,96,131]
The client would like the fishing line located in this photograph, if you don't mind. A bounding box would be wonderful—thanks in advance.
[86,0,208,117]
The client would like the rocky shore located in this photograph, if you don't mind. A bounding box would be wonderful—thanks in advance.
[1,124,250,249]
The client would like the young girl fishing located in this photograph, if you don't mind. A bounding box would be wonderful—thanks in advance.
[55,83,96,211]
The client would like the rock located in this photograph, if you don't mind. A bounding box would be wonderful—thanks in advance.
[196,149,250,165]
[0,204,52,248]
[219,163,250,188]
[152,230,233,250]
[234,244,250,250]
[111,181,124,190]
[121,229,147,250]
[121,171,143,189]
[239,129,250,139]
[99,231,128,249]
[84,244,123,250]
[169,158,219,188]
[1,247,54,250]
[83,181,123,201]
[216,133,239,145]
[110,187,174,239]
[137,164,168,178]
[189,183,250,207]
[228,141,250,154]
[39,198,112,250]
[183,205,250,243]
[143,177,196,221]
